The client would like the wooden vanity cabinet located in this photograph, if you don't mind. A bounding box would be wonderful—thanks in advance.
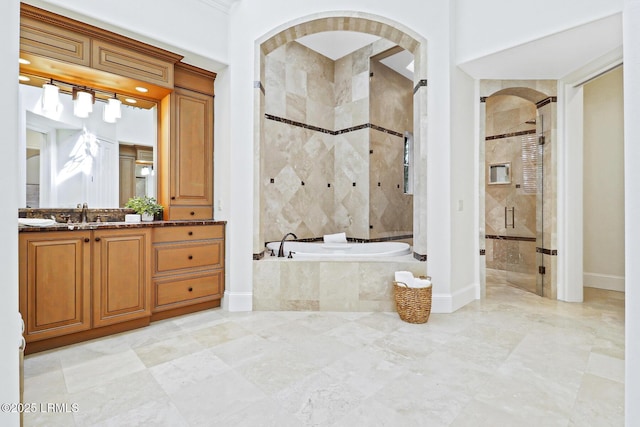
[151,224,224,320]
[92,228,151,328]
[19,231,92,342]
[19,228,151,353]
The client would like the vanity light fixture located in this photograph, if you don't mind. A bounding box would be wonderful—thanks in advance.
[124,98,137,104]
[102,94,122,123]
[41,81,61,114]
[72,87,95,118]
[18,75,30,82]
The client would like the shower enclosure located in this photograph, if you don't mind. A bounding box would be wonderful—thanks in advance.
[485,113,546,296]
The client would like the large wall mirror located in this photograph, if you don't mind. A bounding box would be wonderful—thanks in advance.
[19,78,157,208]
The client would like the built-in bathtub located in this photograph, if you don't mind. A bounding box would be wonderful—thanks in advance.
[254,240,424,312]
[265,241,411,259]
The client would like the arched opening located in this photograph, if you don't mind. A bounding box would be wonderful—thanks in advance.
[253,15,428,258]
[250,14,430,312]
[479,83,558,299]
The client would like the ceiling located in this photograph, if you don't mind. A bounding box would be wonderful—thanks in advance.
[457,13,622,79]
[292,12,622,82]
[296,31,414,80]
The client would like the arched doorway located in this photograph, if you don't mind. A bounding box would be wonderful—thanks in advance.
[479,83,558,299]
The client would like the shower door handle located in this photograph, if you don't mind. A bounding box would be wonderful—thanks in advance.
[505,207,515,229]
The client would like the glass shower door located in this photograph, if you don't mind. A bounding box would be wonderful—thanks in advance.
[504,116,542,295]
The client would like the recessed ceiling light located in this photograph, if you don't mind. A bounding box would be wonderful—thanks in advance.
[125,98,137,104]
[135,86,148,93]
[19,58,30,65]
[18,75,30,82]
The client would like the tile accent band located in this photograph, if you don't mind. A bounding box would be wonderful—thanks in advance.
[265,114,403,138]
[536,96,557,108]
[413,252,427,262]
[536,247,558,256]
[485,129,536,141]
[413,79,428,94]
[485,234,536,242]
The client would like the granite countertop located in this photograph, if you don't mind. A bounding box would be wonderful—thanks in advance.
[18,219,226,232]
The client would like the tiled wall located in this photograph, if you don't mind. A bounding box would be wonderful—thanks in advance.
[261,40,413,243]
[485,95,537,274]
[369,59,413,240]
[253,258,426,311]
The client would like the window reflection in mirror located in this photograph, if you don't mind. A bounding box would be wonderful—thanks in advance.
[19,83,157,208]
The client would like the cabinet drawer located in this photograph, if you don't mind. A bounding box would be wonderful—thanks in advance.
[154,241,222,274]
[154,225,223,243]
[92,39,173,88]
[155,272,222,308]
[168,206,213,220]
[20,16,91,66]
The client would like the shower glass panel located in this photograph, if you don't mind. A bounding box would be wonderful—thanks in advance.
[503,116,543,295]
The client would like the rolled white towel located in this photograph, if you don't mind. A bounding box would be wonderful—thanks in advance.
[394,271,415,287]
[324,232,347,243]
[412,277,432,288]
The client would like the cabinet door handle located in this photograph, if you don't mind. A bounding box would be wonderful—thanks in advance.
[84,238,90,243]
[188,287,193,292]
[95,237,101,242]
[190,211,195,216]
[188,255,193,260]
[188,231,193,236]
[171,196,176,200]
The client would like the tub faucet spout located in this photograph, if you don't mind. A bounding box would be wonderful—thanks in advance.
[278,233,298,257]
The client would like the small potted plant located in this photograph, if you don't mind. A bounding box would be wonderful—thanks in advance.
[125,196,163,222]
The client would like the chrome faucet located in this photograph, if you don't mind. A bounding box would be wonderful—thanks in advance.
[277,232,297,257]
[81,202,88,223]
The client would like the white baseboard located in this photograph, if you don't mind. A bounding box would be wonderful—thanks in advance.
[583,272,625,292]
[432,282,479,313]
[222,290,253,311]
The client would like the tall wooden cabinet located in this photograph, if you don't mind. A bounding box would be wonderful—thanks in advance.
[161,63,216,220]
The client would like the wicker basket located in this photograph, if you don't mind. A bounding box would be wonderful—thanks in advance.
[393,277,432,324]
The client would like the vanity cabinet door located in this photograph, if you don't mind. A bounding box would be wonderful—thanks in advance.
[19,231,92,342]
[92,228,151,328]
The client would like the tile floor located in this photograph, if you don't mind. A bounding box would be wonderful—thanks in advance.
[23,278,625,426]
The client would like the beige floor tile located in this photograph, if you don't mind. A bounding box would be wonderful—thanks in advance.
[22,281,625,427]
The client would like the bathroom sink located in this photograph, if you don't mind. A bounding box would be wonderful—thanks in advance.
[18,218,56,227]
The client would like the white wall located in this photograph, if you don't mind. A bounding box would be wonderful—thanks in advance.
[0,0,22,425]
[624,0,640,422]
[455,0,623,64]
[449,65,479,308]
[24,0,230,71]
[583,67,625,291]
